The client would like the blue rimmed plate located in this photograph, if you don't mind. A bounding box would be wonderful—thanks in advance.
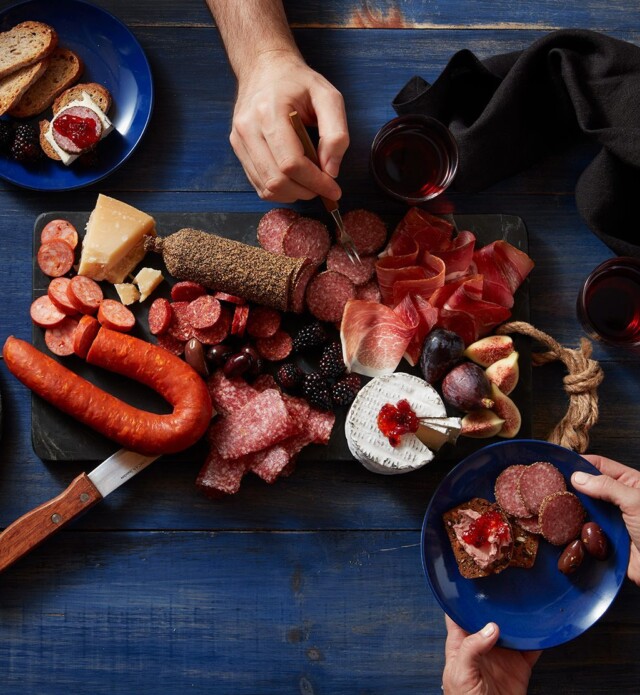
[0,0,153,191]
[422,439,630,650]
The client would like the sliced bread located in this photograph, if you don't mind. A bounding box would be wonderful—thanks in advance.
[0,21,57,79]
[9,47,83,118]
[38,118,60,160]
[52,82,111,115]
[0,58,50,116]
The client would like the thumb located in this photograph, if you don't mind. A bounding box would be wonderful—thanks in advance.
[456,622,500,669]
[572,471,638,512]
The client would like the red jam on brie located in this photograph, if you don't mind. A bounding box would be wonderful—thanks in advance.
[453,509,512,569]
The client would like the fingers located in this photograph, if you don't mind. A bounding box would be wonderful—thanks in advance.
[572,469,640,513]
[313,89,349,178]
[582,454,640,483]
[444,614,467,659]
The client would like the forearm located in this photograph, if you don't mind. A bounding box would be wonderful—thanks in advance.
[205,0,303,80]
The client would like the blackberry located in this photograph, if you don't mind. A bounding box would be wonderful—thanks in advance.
[0,120,14,155]
[302,372,333,411]
[276,362,304,391]
[331,373,362,407]
[292,321,329,353]
[318,341,346,379]
[10,123,40,162]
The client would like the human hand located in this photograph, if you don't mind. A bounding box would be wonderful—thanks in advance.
[574,455,640,585]
[442,615,541,695]
[230,50,349,203]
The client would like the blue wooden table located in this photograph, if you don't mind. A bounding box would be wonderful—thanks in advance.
[1,1,639,692]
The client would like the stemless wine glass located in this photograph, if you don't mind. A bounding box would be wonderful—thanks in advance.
[370,115,458,204]
[576,257,640,346]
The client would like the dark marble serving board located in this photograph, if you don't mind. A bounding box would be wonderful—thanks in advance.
[31,211,531,463]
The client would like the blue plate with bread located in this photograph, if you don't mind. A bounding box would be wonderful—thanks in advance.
[0,0,153,191]
[422,439,630,650]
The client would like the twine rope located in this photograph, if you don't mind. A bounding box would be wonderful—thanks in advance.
[496,321,604,453]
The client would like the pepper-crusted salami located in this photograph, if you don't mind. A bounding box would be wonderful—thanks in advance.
[342,209,388,255]
[539,491,586,546]
[305,270,356,323]
[518,461,566,515]
[282,217,331,264]
[289,261,317,314]
[257,208,299,254]
[147,229,307,312]
[494,464,530,518]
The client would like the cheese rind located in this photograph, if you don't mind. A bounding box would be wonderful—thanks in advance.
[78,195,156,281]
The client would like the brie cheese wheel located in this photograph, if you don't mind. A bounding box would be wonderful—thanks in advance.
[44,92,114,165]
[345,372,448,475]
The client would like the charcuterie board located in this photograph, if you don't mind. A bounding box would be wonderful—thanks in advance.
[31,211,531,462]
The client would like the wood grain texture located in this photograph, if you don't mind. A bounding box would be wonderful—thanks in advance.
[0,0,639,692]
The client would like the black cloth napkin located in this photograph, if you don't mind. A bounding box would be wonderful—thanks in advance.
[392,29,640,258]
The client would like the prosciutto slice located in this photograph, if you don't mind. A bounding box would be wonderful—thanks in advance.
[473,240,534,295]
[341,299,419,376]
[391,253,445,305]
[388,207,453,255]
[436,230,476,281]
[401,294,439,366]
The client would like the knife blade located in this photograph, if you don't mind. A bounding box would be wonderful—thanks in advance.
[0,448,159,572]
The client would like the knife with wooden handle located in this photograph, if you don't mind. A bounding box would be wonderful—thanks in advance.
[0,448,158,572]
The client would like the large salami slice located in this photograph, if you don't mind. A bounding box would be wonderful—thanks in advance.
[255,329,293,362]
[282,217,331,264]
[187,294,221,330]
[257,208,299,254]
[326,245,376,286]
[355,280,382,303]
[517,461,566,515]
[494,464,530,517]
[342,209,387,255]
[539,491,586,546]
[206,371,258,416]
[305,270,356,323]
[246,306,281,339]
[196,450,250,497]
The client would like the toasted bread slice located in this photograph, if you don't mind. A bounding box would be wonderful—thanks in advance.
[0,21,57,79]
[9,48,83,118]
[38,118,60,160]
[0,58,50,116]
[443,498,514,579]
[52,82,111,115]
[509,519,539,569]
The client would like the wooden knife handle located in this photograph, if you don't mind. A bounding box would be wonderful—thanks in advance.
[289,110,338,213]
[0,473,102,572]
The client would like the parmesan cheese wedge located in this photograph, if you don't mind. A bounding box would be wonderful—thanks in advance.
[134,267,164,301]
[78,195,156,281]
[114,282,140,305]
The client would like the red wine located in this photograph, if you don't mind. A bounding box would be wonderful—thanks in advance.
[370,116,458,203]
[578,258,640,345]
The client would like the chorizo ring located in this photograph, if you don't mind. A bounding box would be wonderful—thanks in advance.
[3,328,212,455]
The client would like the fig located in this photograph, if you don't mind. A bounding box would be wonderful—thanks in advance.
[464,335,514,367]
[460,409,505,438]
[490,383,521,438]
[485,351,519,395]
[419,328,465,384]
[441,363,494,412]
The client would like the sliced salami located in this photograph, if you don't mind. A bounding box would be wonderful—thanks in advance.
[231,304,249,337]
[186,294,222,330]
[30,295,66,328]
[305,270,356,323]
[41,219,78,249]
[166,301,193,341]
[156,332,185,355]
[73,315,100,358]
[67,275,103,314]
[516,515,542,535]
[206,370,258,416]
[148,297,173,336]
[196,450,249,496]
[170,280,206,302]
[192,306,232,345]
[212,291,246,305]
[48,277,79,316]
[355,279,382,303]
[288,261,317,314]
[282,217,331,264]
[539,491,586,546]
[246,305,281,339]
[257,208,299,254]
[255,329,293,362]
[45,317,79,356]
[250,446,291,484]
[306,407,336,445]
[326,245,376,286]
[494,465,530,518]
[517,461,566,515]
[342,209,387,255]
[97,299,136,332]
[37,239,75,278]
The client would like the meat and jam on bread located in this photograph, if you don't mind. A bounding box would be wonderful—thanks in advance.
[443,497,514,579]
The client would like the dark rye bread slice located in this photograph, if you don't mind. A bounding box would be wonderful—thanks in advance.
[509,519,539,569]
[9,48,83,118]
[443,497,514,579]
[0,21,57,79]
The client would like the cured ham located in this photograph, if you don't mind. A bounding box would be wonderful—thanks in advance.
[341,299,418,377]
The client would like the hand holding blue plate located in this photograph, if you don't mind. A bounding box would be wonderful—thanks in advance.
[0,0,153,191]
[422,439,630,650]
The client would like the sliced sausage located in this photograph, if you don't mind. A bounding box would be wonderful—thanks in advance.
[41,219,78,249]
[97,299,135,332]
[51,106,103,154]
[44,317,79,356]
[68,275,103,314]
[539,491,586,546]
[37,240,75,278]
[48,277,80,316]
[73,315,101,359]
[30,295,67,328]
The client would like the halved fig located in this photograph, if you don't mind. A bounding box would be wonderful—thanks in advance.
[490,383,521,438]
[464,335,514,367]
[485,351,519,395]
[460,409,505,438]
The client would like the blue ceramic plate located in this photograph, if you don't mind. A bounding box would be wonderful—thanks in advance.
[422,440,630,650]
[0,0,153,191]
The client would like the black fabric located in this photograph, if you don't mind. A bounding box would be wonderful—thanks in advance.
[392,30,640,257]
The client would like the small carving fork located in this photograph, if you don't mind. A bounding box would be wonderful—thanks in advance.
[289,111,361,265]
